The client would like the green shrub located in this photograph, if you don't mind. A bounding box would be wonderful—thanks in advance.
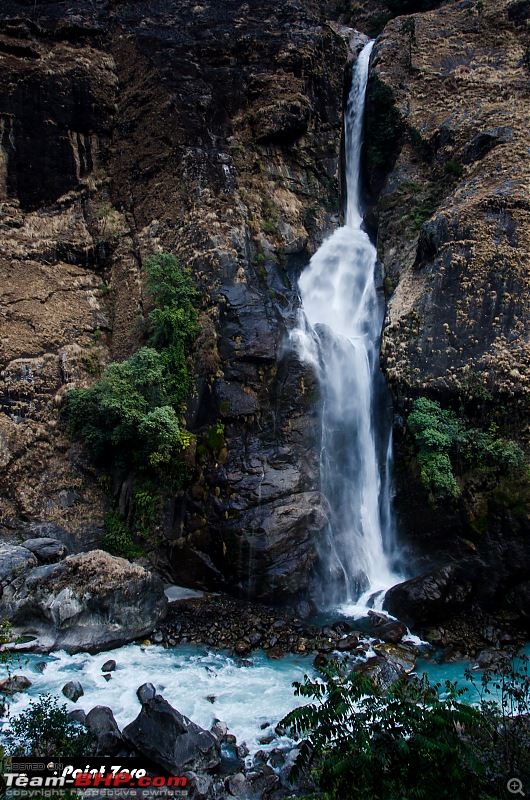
[4,694,95,757]
[67,253,198,477]
[66,251,200,554]
[145,252,200,410]
[408,397,525,501]
[282,660,485,800]
[283,656,530,800]
[444,158,464,179]
[102,509,143,558]
[67,347,175,464]
[134,483,160,539]
[204,420,225,453]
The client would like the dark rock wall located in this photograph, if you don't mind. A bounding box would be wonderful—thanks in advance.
[0,0,352,603]
[367,0,530,627]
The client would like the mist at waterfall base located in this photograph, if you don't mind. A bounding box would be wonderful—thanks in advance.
[292,41,402,614]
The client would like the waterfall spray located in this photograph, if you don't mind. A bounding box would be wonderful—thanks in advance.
[292,41,401,609]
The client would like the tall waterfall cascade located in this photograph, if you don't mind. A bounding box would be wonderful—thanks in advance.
[292,41,401,610]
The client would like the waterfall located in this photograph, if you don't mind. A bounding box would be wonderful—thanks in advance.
[292,41,401,609]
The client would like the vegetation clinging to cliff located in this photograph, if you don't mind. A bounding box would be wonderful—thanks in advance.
[144,251,200,410]
[408,397,526,502]
[68,252,197,471]
[67,253,199,555]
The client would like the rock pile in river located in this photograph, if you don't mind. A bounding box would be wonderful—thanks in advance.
[73,686,297,800]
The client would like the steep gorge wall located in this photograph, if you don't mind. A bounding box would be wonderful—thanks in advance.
[2,0,529,625]
[0,0,355,603]
[367,0,530,632]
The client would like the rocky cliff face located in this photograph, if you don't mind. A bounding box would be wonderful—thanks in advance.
[0,0,356,603]
[367,0,530,636]
[2,0,529,629]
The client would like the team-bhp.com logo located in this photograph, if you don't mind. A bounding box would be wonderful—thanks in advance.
[4,763,187,790]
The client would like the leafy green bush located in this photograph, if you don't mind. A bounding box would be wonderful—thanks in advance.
[4,694,95,757]
[283,656,530,800]
[408,397,525,501]
[145,252,200,410]
[102,509,143,558]
[133,482,160,539]
[282,660,485,800]
[67,253,198,477]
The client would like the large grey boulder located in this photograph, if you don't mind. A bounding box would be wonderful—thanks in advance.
[1,550,168,653]
[62,680,84,702]
[86,706,124,755]
[122,694,220,774]
[354,656,402,692]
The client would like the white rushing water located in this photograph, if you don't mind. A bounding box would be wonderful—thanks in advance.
[1,645,311,757]
[293,41,401,609]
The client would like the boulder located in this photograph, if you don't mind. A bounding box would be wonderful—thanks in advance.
[185,771,214,800]
[62,680,84,702]
[377,620,407,644]
[101,659,116,673]
[0,550,168,653]
[354,656,402,692]
[383,565,474,628]
[86,706,124,755]
[21,538,68,563]
[331,620,351,634]
[225,772,249,797]
[210,719,228,741]
[336,634,360,652]
[367,610,389,627]
[122,695,221,774]
[68,709,87,725]
[0,545,36,589]
[137,683,157,704]
[373,643,417,673]
[0,675,31,694]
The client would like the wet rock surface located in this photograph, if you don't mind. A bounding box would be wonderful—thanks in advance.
[384,566,476,627]
[122,694,221,775]
[365,0,530,633]
[1,550,168,653]
[62,680,84,703]
[0,675,31,694]
[85,705,124,756]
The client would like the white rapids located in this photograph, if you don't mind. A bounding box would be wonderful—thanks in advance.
[1,645,311,757]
